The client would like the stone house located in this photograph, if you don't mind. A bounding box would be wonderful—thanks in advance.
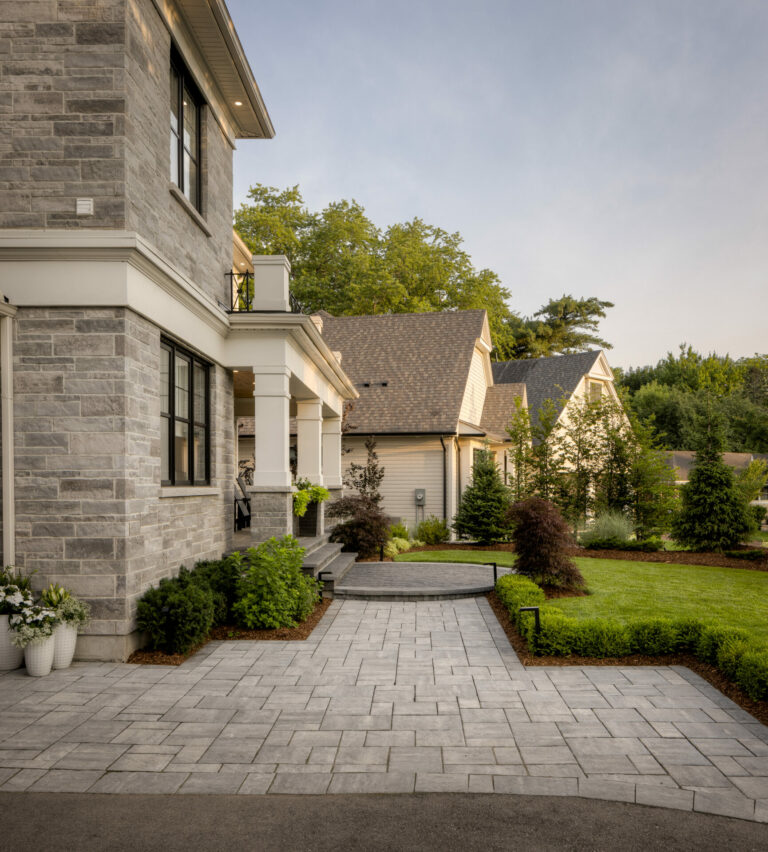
[0,0,356,661]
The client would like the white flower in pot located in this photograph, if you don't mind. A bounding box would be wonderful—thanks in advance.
[10,604,60,677]
[41,584,91,670]
[0,567,34,671]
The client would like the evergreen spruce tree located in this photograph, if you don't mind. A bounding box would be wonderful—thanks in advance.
[672,421,751,551]
[453,449,511,544]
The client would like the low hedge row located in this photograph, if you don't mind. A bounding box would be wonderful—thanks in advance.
[136,536,319,655]
[494,574,768,702]
[581,537,664,552]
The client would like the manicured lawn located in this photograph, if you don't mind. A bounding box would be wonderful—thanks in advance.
[396,550,768,644]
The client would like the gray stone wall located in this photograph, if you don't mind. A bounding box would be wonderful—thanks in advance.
[0,0,127,229]
[12,305,234,659]
[0,0,234,306]
[249,491,293,542]
[123,0,234,305]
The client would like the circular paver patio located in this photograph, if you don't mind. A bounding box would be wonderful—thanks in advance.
[334,561,514,599]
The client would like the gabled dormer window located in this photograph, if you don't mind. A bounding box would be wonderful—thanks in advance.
[170,49,202,211]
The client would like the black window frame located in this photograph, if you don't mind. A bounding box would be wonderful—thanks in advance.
[161,338,211,487]
[170,47,203,212]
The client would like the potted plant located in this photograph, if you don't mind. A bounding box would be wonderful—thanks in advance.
[41,584,91,670]
[10,604,59,677]
[293,479,331,537]
[0,568,33,671]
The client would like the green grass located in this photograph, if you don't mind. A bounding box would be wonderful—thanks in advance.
[395,549,768,644]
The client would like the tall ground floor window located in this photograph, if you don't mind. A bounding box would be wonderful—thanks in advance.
[161,339,210,485]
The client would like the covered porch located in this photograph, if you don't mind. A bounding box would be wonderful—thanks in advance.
[224,253,357,544]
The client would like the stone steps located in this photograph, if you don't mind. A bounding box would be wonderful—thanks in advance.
[299,536,357,596]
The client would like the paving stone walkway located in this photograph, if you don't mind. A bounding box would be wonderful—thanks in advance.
[0,599,767,822]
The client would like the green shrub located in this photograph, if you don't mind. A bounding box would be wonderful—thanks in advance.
[391,537,411,553]
[670,618,706,652]
[383,541,398,559]
[136,576,215,654]
[696,624,752,665]
[580,511,633,546]
[723,549,767,562]
[495,574,546,613]
[735,649,768,701]
[188,559,241,623]
[389,522,409,540]
[749,504,767,529]
[582,537,663,552]
[293,480,330,518]
[232,536,318,630]
[716,637,753,680]
[627,618,678,655]
[416,515,450,545]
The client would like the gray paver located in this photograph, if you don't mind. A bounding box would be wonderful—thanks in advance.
[0,598,765,823]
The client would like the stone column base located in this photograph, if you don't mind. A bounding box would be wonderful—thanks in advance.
[249,488,294,543]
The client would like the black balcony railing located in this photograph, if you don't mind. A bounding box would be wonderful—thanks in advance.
[227,271,305,314]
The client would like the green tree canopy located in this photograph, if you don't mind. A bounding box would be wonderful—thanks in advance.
[234,184,613,360]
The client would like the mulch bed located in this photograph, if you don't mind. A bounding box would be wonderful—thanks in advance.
[127,597,332,667]
[486,591,768,727]
[410,542,768,572]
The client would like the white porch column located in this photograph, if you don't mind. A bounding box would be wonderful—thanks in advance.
[321,416,342,489]
[249,366,293,542]
[0,310,15,565]
[252,366,291,488]
[295,399,323,484]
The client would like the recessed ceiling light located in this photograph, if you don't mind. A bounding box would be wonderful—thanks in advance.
[234,100,243,106]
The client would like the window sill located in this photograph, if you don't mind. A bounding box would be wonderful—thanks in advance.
[169,183,213,237]
[160,486,221,498]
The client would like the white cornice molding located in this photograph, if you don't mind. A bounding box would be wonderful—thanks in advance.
[0,230,230,337]
[229,312,358,400]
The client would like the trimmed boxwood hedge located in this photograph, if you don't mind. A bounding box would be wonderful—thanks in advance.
[494,574,768,701]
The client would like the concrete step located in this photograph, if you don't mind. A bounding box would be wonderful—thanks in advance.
[298,535,330,559]
[300,541,343,579]
[317,552,357,596]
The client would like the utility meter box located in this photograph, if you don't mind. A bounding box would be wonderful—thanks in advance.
[414,489,426,506]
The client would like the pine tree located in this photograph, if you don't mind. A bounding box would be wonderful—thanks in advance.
[672,423,751,551]
[453,449,512,544]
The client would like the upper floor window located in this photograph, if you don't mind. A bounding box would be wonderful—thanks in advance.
[588,380,603,403]
[170,50,203,211]
[161,339,210,486]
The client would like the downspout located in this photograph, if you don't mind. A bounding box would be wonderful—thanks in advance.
[455,436,462,503]
[439,436,447,521]
[0,309,15,565]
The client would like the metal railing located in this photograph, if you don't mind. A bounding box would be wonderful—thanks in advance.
[227,271,305,314]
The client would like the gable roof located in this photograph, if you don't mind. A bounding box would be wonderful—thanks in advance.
[479,383,527,441]
[492,350,603,428]
[318,310,488,434]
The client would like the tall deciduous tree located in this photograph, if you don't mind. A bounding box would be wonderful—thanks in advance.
[234,185,613,360]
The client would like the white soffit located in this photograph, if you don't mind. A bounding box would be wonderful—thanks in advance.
[167,0,274,139]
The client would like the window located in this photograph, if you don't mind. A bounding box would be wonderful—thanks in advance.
[588,381,603,403]
[161,340,210,485]
[170,49,202,210]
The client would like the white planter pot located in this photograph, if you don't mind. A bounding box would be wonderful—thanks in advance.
[24,635,55,677]
[0,614,23,671]
[52,622,78,670]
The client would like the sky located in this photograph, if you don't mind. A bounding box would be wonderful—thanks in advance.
[227,0,768,369]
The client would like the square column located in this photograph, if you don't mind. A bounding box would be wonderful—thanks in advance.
[321,417,342,490]
[250,366,292,542]
[295,399,323,484]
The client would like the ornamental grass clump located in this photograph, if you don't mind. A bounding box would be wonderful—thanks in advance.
[580,510,633,548]
[507,497,584,591]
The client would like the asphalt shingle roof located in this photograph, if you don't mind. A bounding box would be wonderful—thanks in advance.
[492,350,602,429]
[479,383,527,440]
[319,311,487,434]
